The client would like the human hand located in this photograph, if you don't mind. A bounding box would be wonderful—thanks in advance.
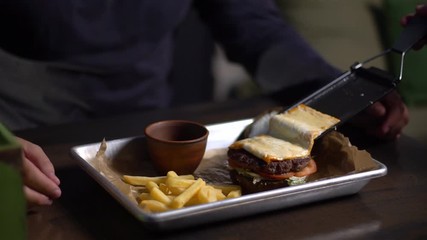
[400,4,427,50]
[17,137,62,207]
[350,90,409,140]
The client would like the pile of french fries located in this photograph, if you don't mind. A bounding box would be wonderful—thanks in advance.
[122,171,241,213]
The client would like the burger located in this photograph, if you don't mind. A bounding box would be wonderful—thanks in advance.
[227,104,340,193]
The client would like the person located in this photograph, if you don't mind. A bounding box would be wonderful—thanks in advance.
[400,4,427,50]
[0,1,412,206]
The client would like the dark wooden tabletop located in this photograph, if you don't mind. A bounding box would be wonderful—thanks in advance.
[18,96,427,240]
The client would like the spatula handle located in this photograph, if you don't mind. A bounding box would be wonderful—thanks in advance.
[392,16,427,54]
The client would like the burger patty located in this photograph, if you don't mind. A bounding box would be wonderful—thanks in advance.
[227,148,311,175]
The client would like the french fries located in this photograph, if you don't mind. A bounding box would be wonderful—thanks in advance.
[122,174,194,186]
[122,171,242,213]
[170,178,205,209]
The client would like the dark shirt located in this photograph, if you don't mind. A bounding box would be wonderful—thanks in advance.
[0,0,339,130]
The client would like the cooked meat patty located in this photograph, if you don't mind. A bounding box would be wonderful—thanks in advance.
[227,149,311,175]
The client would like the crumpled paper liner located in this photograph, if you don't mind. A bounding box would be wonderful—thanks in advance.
[309,130,378,180]
[89,139,136,203]
[90,130,378,199]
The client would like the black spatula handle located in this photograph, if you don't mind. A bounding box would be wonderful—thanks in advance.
[392,16,427,54]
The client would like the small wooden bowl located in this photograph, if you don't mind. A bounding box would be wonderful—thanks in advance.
[144,120,209,175]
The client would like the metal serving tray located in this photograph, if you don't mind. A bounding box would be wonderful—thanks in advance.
[70,119,387,231]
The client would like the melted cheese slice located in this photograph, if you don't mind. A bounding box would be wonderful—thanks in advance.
[230,104,340,162]
[268,104,340,151]
[229,135,309,163]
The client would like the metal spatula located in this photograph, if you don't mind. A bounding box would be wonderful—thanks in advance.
[243,16,427,139]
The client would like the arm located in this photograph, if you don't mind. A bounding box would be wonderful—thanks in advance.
[194,0,341,92]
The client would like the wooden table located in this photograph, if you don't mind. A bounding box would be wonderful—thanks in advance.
[18,97,427,240]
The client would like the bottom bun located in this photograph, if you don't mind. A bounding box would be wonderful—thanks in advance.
[229,170,291,194]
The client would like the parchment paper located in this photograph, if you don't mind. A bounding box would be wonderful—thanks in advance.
[89,130,378,201]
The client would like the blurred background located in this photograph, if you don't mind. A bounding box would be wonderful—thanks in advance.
[203,0,427,144]
[0,0,425,143]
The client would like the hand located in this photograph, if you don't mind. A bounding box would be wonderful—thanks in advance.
[17,137,62,207]
[400,4,427,50]
[351,90,409,140]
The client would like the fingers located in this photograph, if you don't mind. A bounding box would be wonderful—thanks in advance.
[24,186,53,207]
[17,137,60,185]
[401,4,427,26]
[364,101,386,118]
[22,156,62,200]
[379,92,409,139]
[16,137,62,206]
[367,91,409,140]
[400,13,415,26]
[416,4,427,15]
[400,4,427,50]
[350,102,385,132]
[353,91,409,140]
